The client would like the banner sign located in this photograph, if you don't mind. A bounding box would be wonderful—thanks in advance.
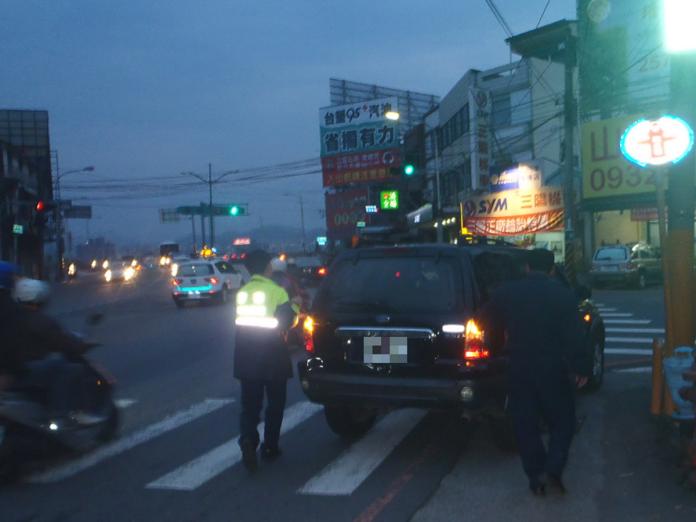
[325,188,368,240]
[461,186,564,236]
[581,115,660,199]
[319,97,399,157]
[159,208,180,223]
[321,148,400,187]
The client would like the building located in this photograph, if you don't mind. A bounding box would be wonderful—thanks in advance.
[320,79,439,248]
[412,46,568,256]
[0,110,53,277]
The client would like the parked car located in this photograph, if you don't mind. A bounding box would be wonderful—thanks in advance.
[171,260,243,307]
[590,243,661,289]
[298,244,605,445]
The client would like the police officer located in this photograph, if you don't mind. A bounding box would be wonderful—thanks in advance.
[234,250,298,472]
[479,249,591,496]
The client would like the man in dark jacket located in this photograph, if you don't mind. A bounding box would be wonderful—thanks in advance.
[479,249,591,495]
[234,250,298,472]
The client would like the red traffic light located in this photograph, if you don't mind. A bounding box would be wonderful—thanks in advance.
[36,200,45,212]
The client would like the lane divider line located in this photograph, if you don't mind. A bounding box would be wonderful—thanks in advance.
[606,327,665,334]
[602,319,652,325]
[605,348,653,356]
[600,313,634,318]
[606,337,654,344]
[28,398,234,484]
[147,401,322,491]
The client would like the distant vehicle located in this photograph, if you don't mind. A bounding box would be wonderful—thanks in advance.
[104,260,137,283]
[289,256,327,287]
[590,243,661,289]
[171,260,244,307]
[159,241,180,267]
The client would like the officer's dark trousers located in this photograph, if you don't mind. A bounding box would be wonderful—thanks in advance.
[508,374,576,481]
[239,380,287,450]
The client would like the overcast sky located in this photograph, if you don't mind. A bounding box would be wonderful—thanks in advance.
[1,0,574,247]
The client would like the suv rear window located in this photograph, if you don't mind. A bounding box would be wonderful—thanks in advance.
[179,263,214,276]
[318,255,461,313]
[594,247,628,261]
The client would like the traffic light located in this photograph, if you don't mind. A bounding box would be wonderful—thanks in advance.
[403,164,416,176]
[229,205,241,216]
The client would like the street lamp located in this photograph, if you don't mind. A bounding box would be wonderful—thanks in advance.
[53,164,94,281]
[385,110,400,121]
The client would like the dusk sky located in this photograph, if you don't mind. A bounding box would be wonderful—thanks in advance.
[1,0,574,247]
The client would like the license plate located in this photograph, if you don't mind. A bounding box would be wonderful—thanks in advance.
[190,279,197,284]
[601,266,619,272]
[363,336,408,364]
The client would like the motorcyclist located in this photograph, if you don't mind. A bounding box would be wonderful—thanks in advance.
[0,261,93,424]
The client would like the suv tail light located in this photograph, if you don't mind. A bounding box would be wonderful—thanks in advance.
[303,316,316,353]
[463,319,490,363]
[206,277,219,285]
[317,267,328,277]
[171,278,182,286]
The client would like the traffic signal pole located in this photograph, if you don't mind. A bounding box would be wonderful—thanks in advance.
[209,163,215,247]
[563,29,579,284]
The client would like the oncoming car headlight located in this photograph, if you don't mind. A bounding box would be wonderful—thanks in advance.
[124,267,135,281]
[104,269,112,282]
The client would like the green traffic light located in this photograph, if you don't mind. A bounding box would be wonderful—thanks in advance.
[229,206,240,216]
[404,164,415,176]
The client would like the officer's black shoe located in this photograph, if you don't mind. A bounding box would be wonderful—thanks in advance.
[260,443,282,461]
[529,477,546,496]
[241,441,258,473]
[546,474,567,495]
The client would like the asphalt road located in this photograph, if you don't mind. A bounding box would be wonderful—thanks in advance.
[0,270,681,522]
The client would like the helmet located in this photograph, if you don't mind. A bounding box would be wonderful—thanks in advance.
[0,261,18,291]
[270,257,287,273]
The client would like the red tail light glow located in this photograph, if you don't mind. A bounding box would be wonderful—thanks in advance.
[303,316,315,353]
[207,277,219,285]
[463,319,490,362]
[317,267,327,276]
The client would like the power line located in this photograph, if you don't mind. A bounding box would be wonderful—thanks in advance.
[536,0,551,28]
[483,0,513,37]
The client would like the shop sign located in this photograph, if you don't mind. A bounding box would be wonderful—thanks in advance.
[325,188,368,240]
[620,115,694,167]
[380,190,399,210]
[490,164,542,193]
[468,89,491,190]
[321,148,400,187]
[582,115,660,199]
[460,186,564,236]
[12,224,23,235]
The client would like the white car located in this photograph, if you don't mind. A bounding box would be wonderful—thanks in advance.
[171,260,243,307]
[104,260,137,283]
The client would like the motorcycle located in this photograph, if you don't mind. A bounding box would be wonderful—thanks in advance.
[67,262,77,279]
[0,326,118,480]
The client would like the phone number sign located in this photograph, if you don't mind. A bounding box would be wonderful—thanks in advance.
[582,116,659,199]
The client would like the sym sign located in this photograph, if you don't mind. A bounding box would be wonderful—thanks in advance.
[620,115,694,167]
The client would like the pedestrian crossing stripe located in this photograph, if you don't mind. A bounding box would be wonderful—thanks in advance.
[146,401,322,491]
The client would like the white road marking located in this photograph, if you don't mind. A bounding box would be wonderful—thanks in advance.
[605,348,653,356]
[606,336,655,344]
[29,398,234,484]
[604,319,652,324]
[600,313,634,318]
[614,367,653,374]
[298,409,426,496]
[115,399,137,409]
[606,327,665,334]
[598,307,617,312]
[147,401,322,491]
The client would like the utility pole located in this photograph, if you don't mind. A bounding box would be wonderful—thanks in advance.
[562,29,579,284]
[299,194,306,253]
[208,163,214,247]
[200,203,206,246]
[54,151,64,282]
[191,214,197,253]
[664,51,696,356]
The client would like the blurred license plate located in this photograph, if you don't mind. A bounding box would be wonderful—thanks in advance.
[363,336,408,364]
[601,266,619,272]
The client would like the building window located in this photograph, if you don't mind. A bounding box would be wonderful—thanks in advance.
[492,93,511,128]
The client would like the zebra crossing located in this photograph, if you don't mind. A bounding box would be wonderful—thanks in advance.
[27,397,431,497]
[595,302,662,372]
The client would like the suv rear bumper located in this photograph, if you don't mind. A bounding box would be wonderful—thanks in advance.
[298,361,505,412]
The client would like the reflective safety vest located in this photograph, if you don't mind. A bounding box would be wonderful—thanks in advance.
[235,275,296,329]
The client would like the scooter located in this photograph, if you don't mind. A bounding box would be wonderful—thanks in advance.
[0,341,119,480]
[67,262,77,279]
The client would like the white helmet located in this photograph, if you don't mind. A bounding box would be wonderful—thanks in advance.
[270,257,287,273]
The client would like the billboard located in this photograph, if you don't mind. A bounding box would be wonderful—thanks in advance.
[581,115,660,199]
[325,188,369,241]
[461,185,564,236]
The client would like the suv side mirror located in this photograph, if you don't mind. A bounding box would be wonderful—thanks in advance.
[576,285,592,302]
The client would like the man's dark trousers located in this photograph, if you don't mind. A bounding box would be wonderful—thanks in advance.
[239,380,287,450]
[508,373,576,480]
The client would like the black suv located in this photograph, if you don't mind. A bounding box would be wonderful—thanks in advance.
[298,244,605,443]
